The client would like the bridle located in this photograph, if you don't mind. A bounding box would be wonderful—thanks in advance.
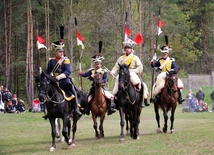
[37,76,65,104]
[166,72,178,96]
[119,67,136,104]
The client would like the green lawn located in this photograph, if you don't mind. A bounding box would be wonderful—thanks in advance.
[0,103,214,155]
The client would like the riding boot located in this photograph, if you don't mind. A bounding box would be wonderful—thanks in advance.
[178,91,185,104]
[141,99,150,107]
[85,102,91,115]
[107,99,116,115]
[73,99,82,120]
[42,114,48,120]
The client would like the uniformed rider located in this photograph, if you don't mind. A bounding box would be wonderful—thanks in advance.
[43,40,82,119]
[150,45,184,104]
[110,40,150,107]
[78,54,116,115]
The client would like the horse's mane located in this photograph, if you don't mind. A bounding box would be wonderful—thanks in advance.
[45,73,61,92]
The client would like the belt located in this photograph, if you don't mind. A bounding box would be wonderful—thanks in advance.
[54,73,60,76]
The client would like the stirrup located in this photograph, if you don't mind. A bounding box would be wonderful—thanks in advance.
[107,108,116,115]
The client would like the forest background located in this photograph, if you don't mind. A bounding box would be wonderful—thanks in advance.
[0,0,214,108]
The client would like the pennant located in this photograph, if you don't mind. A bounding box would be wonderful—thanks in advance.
[134,33,144,45]
[76,30,85,49]
[157,19,165,35]
[124,25,131,42]
[36,33,47,49]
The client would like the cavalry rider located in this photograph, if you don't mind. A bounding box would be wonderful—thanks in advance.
[150,45,184,104]
[78,54,116,115]
[110,40,150,107]
[43,40,82,119]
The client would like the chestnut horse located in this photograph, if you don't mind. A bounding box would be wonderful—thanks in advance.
[154,70,179,133]
[117,64,142,141]
[91,72,107,139]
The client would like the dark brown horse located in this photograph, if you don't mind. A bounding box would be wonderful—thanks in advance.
[91,72,107,139]
[154,70,179,133]
[117,64,142,141]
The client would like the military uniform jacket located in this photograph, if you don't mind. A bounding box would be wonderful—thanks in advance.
[46,56,71,83]
[152,57,178,74]
[82,67,108,83]
[111,53,143,75]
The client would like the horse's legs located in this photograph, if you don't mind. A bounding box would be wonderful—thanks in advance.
[162,108,168,133]
[170,106,177,133]
[55,118,64,142]
[62,116,71,145]
[99,115,105,138]
[92,114,99,138]
[125,112,129,135]
[49,117,56,151]
[71,116,77,146]
[119,107,125,142]
[154,104,162,133]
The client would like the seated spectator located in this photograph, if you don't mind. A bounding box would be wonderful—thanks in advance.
[12,94,18,111]
[16,99,25,113]
[5,100,16,113]
[197,100,208,112]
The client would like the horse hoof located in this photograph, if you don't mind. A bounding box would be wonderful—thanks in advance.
[49,147,55,152]
[137,136,140,140]
[170,129,174,133]
[119,138,124,142]
[67,139,72,145]
[156,128,162,133]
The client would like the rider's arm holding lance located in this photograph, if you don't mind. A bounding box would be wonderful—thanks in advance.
[150,7,161,101]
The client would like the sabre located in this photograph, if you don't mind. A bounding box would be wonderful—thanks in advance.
[104,66,115,78]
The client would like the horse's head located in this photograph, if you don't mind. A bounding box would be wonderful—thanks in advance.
[166,70,178,93]
[35,72,51,102]
[118,63,130,89]
[93,72,103,85]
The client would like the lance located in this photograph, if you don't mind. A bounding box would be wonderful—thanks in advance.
[75,17,83,91]
[150,7,161,101]
[36,22,41,75]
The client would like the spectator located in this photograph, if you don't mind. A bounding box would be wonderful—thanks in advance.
[16,99,25,113]
[210,91,214,112]
[0,87,5,113]
[196,100,208,112]
[196,87,205,102]
[12,94,18,111]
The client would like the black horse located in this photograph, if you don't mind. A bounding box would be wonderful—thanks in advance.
[35,72,87,151]
[117,64,142,141]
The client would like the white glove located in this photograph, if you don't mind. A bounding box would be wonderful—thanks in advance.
[151,53,157,62]
[56,73,66,81]
[170,69,174,72]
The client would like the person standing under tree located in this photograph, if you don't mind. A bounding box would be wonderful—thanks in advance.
[196,87,205,102]
[210,91,214,112]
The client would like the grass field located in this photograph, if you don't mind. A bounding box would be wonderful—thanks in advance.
[0,102,214,155]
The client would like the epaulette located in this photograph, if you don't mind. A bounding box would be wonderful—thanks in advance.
[170,57,175,61]
[64,57,70,64]
[88,68,94,72]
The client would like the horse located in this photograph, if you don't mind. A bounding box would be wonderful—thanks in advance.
[154,70,179,133]
[117,63,142,141]
[91,72,107,139]
[35,72,86,151]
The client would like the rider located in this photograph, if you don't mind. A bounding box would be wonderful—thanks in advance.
[78,54,116,115]
[150,45,184,104]
[43,40,82,119]
[110,40,150,107]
